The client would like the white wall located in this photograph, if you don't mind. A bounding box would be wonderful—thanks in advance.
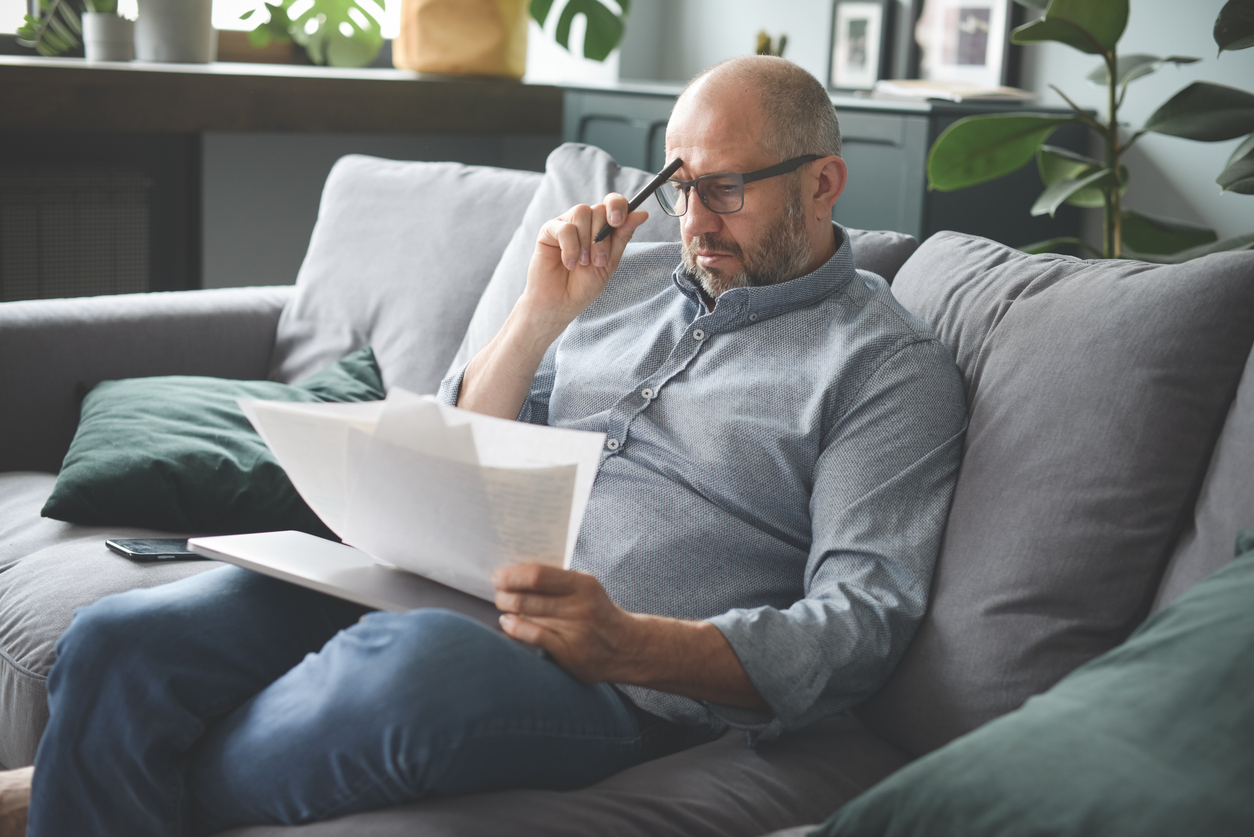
[1019,0,1254,240]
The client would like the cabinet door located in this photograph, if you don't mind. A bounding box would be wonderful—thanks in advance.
[563,91,673,172]
[830,112,928,239]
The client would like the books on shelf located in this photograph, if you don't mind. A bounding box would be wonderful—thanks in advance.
[872,79,1037,103]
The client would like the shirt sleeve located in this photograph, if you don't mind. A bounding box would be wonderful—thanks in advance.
[435,341,560,427]
[705,337,968,738]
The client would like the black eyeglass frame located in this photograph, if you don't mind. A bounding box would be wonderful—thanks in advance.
[655,154,824,217]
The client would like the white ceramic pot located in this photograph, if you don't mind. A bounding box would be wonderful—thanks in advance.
[82,13,134,62]
[134,0,216,63]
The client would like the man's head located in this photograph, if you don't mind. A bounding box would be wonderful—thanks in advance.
[665,56,847,299]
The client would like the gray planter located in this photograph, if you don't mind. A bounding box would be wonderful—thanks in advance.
[82,13,134,62]
[134,0,216,63]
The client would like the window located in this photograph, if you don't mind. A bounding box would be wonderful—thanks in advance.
[1,0,25,35]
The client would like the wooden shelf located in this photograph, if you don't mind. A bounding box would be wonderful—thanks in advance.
[0,56,563,135]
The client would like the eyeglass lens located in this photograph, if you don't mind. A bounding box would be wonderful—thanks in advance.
[656,175,745,217]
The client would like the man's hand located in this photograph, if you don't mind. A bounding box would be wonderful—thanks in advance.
[456,194,647,421]
[519,193,649,338]
[493,563,768,710]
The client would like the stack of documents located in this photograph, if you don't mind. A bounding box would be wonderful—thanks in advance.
[872,79,1036,103]
[238,390,607,601]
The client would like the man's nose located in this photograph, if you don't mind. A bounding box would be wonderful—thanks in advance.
[682,192,722,239]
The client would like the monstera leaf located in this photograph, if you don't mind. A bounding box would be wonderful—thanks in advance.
[243,0,384,67]
[531,0,629,61]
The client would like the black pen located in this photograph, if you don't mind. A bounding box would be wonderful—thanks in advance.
[593,158,684,243]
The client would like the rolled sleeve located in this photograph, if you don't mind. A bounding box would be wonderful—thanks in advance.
[706,338,967,733]
[435,341,560,426]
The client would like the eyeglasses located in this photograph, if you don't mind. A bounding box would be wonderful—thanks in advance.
[655,155,822,217]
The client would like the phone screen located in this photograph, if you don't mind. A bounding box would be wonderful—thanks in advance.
[105,538,205,561]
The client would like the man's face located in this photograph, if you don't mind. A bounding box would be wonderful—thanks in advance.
[666,89,814,299]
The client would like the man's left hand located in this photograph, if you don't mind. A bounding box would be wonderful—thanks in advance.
[493,563,642,684]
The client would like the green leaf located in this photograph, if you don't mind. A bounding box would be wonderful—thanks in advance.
[241,8,256,20]
[1085,53,1199,87]
[530,0,557,26]
[1127,231,1254,263]
[1145,81,1254,141]
[1036,145,1128,207]
[1030,168,1117,217]
[284,0,384,67]
[1011,0,1129,55]
[555,0,625,61]
[1019,236,1101,256]
[1218,132,1254,193]
[1121,209,1218,254]
[1215,0,1254,52]
[927,114,1074,191]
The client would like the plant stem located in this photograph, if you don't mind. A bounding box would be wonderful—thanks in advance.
[1104,49,1121,258]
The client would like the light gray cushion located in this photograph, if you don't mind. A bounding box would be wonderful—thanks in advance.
[855,232,1254,758]
[447,143,919,375]
[269,156,542,393]
[447,143,682,374]
[218,713,909,837]
[1152,345,1254,612]
[0,473,216,768]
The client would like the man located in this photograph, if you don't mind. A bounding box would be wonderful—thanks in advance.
[4,55,966,836]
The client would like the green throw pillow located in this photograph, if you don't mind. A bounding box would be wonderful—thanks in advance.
[42,347,385,537]
[814,529,1254,837]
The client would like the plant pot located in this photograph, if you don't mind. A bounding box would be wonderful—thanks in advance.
[134,0,216,63]
[393,0,529,79]
[82,13,134,61]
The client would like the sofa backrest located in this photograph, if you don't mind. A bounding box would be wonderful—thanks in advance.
[268,155,542,393]
[854,231,1254,758]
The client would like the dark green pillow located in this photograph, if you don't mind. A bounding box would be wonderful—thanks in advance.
[815,529,1254,837]
[42,347,385,537]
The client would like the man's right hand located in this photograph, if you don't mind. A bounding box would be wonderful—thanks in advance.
[456,194,647,420]
[517,193,649,340]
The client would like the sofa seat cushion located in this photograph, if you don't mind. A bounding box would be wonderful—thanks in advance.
[814,531,1254,837]
[268,156,542,393]
[857,232,1254,757]
[0,472,216,768]
[218,713,910,837]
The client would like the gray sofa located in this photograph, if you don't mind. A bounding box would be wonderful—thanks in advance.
[2,142,1252,837]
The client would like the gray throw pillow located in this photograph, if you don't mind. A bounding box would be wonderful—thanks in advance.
[855,231,1254,757]
[269,155,542,393]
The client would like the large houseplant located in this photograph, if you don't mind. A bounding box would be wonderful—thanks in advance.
[16,0,118,56]
[926,0,1254,260]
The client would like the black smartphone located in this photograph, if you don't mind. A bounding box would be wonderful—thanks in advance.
[105,538,207,562]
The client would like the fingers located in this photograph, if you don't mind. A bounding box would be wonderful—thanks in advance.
[499,612,554,649]
[493,562,583,594]
[608,209,650,264]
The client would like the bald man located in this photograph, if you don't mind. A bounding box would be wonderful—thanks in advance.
[12,57,966,837]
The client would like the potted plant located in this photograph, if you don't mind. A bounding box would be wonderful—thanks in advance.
[17,0,132,60]
[925,0,1254,261]
[241,0,387,68]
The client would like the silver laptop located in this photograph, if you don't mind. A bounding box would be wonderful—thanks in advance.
[189,530,501,627]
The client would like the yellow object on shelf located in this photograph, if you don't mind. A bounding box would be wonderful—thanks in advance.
[393,0,530,79]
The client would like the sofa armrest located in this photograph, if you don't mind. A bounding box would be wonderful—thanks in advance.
[0,286,294,474]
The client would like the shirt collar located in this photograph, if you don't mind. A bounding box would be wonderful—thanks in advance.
[671,223,857,322]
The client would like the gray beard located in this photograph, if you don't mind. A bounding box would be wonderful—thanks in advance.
[681,186,813,299]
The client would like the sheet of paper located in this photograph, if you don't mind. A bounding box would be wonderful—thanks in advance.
[239,399,385,538]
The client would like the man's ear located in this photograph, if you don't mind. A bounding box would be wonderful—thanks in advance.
[812,156,848,215]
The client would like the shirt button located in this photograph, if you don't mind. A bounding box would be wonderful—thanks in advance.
[605,438,620,451]
[641,387,655,399]
[692,328,706,341]
[749,312,759,322]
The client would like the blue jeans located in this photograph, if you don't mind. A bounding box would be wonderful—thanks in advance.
[28,565,679,836]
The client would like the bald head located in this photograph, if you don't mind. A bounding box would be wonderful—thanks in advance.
[673,56,842,162]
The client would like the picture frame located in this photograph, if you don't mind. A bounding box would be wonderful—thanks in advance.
[912,0,1015,87]
[828,0,893,92]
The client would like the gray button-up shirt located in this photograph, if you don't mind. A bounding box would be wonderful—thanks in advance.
[439,227,967,742]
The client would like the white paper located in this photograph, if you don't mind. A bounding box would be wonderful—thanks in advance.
[238,389,606,601]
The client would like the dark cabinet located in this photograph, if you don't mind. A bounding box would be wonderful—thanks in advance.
[563,85,1085,248]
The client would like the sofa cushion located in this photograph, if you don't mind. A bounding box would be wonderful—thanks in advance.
[1153,344,1254,611]
[0,473,216,768]
[269,156,542,393]
[218,713,909,837]
[41,347,384,537]
[855,232,1254,757]
[447,143,919,376]
[814,530,1254,837]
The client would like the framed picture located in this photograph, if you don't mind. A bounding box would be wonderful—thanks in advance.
[828,0,892,92]
[913,0,1014,87]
